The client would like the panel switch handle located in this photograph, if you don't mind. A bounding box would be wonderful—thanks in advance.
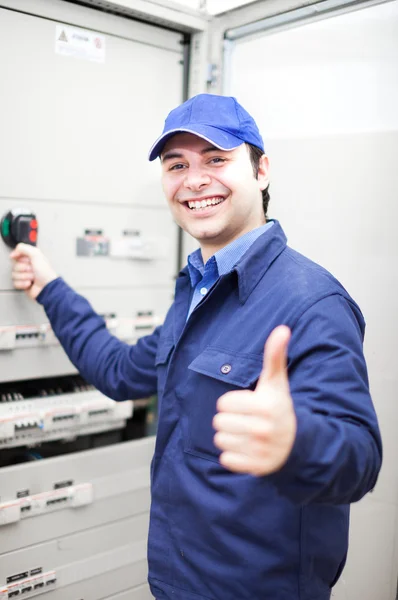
[1,209,38,248]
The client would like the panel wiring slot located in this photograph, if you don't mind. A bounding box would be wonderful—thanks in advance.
[88,408,110,417]
[46,496,68,506]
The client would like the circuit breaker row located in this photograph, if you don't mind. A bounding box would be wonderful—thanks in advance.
[0,482,93,527]
[0,394,133,449]
[0,569,56,598]
[0,311,160,352]
[0,309,159,449]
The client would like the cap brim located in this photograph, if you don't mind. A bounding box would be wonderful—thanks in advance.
[148,125,244,161]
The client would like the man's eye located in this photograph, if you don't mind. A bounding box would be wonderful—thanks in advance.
[209,157,226,164]
[170,163,185,171]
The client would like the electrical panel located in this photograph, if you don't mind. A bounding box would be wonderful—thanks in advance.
[0,2,183,599]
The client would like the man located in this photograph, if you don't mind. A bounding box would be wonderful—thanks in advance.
[11,94,382,600]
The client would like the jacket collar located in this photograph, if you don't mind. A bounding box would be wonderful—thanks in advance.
[233,220,287,304]
[176,220,287,305]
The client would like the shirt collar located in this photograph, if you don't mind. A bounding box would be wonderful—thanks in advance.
[179,220,288,305]
[215,221,274,276]
[187,249,210,287]
[187,221,274,286]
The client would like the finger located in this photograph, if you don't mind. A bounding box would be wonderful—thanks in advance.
[13,280,33,290]
[12,262,34,274]
[219,452,274,476]
[10,243,37,260]
[213,412,273,438]
[214,431,249,453]
[256,325,291,391]
[216,391,273,417]
[15,256,31,265]
[216,390,256,414]
[213,412,254,434]
[215,434,273,458]
[12,272,34,283]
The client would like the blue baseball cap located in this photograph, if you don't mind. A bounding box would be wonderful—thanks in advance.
[148,93,265,161]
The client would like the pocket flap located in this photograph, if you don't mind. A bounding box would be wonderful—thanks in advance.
[188,347,263,388]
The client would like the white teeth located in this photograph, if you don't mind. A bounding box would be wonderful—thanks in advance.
[187,197,224,210]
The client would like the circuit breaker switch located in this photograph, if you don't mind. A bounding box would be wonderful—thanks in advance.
[70,483,94,507]
[0,500,21,526]
[0,209,38,248]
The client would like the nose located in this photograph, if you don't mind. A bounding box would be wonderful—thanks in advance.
[183,167,211,192]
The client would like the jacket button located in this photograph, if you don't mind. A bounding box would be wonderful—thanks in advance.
[221,364,232,374]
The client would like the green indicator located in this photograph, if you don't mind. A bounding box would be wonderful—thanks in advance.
[2,218,10,236]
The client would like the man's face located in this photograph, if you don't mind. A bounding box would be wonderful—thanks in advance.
[160,133,269,258]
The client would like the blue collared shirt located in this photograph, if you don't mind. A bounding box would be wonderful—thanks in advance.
[187,221,274,318]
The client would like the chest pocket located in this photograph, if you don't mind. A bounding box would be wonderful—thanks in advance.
[183,347,263,462]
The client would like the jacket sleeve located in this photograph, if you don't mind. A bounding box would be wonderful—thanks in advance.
[269,293,382,505]
[36,278,159,401]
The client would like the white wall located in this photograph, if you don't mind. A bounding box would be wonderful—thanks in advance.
[229,1,398,136]
[228,2,398,599]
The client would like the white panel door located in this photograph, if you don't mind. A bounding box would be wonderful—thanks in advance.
[0,3,182,380]
[0,6,182,206]
[228,2,398,599]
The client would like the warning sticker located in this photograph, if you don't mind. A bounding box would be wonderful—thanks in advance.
[55,24,105,63]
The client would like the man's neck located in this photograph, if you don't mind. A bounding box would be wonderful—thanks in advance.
[200,223,267,264]
[200,245,221,265]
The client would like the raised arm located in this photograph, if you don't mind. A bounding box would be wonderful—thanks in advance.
[214,294,382,505]
[10,243,159,401]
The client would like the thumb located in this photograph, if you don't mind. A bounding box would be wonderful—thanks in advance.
[10,242,37,260]
[256,325,291,391]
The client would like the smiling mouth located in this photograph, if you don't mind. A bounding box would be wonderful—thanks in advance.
[185,196,226,211]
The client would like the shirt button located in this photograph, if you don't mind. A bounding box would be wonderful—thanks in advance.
[221,364,232,374]
[200,287,207,296]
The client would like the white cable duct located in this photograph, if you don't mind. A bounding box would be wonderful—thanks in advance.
[64,0,209,32]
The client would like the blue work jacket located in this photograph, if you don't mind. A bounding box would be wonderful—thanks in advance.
[38,221,382,600]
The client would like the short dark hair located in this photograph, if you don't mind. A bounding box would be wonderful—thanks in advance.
[247,144,270,218]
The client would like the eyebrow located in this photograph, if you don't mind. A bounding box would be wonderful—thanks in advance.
[161,145,223,163]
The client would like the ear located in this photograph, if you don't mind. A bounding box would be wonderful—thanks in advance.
[257,154,270,191]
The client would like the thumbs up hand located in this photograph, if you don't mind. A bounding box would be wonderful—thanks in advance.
[213,326,297,476]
